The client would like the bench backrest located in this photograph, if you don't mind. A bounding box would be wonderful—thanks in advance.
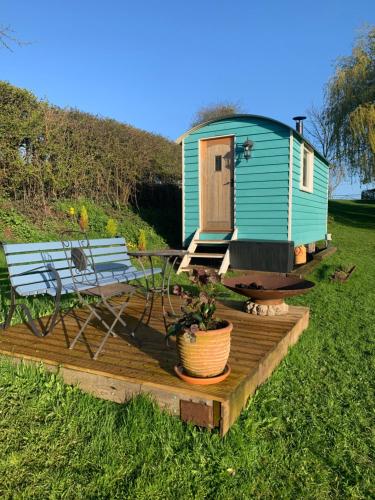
[2,237,135,296]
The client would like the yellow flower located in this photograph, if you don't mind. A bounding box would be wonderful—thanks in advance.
[68,207,75,216]
[79,206,89,231]
[106,218,118,237]
[138,229,147,251]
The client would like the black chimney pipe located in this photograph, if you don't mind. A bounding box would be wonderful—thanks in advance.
[292,116,306,135]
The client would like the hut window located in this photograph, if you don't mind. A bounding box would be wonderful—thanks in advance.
[300,143,314,192]
[215,155,222,171]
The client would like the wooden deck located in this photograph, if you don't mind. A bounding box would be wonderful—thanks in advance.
[0,296,309,435]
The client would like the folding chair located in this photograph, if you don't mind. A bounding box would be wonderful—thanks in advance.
[61,232,137,360]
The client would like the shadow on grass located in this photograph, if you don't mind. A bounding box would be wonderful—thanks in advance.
[329,200,375,229]
[315,263,333,282]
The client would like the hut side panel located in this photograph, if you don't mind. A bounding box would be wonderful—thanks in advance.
[234,119,289,241]
[292,135,329,245]
[183,118,290,246]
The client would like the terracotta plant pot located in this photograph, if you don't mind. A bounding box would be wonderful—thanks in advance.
[176,321,233,378]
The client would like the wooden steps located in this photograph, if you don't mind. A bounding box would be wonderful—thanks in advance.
[187,252,225,259]
[194,240,229,244]
[177,228,238,275]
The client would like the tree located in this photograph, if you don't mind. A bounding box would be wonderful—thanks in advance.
[191,102,242,128]
[325,26,375,183]
[306,105,346,198]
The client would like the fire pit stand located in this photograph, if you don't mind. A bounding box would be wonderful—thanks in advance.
[223,272,315,317]
[243,300,289,316]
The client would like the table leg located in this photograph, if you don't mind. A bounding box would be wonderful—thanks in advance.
[131,255,152,337]
[130,252,185,344]
[165,255,179,316]
[159,255,169,330]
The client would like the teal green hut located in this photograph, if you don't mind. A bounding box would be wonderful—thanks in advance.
[176,114,330,274]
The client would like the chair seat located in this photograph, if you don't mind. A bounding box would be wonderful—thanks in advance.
[82,283,136,298]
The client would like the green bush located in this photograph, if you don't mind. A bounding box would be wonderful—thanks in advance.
[0,207,38,241]
[0,81,181,207]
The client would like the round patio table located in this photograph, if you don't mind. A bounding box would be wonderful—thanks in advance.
[128,249,187,336]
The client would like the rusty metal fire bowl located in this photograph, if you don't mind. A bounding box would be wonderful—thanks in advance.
[223,272,315,316]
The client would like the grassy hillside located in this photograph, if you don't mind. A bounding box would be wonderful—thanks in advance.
[0,200,374,498]
[0,198,169,249]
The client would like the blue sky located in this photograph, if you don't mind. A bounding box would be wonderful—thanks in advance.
[1,0,374,196]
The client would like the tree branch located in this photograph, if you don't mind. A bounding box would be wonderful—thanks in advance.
[0,25,29,51]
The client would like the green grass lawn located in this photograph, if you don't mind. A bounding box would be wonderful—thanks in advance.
[0,200,374,499]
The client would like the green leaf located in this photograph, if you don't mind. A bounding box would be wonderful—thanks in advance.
[192,313,203,322]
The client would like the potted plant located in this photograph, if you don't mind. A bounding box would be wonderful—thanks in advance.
[168,273,233,384]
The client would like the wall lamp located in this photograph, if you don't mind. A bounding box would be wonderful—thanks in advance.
[243,138,254,160]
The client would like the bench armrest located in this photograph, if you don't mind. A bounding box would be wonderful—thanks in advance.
[12,264,53,277]
[45,264,63,292]
[12,264,63,296]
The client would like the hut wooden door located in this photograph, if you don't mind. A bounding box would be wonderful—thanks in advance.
[200,136,234,231]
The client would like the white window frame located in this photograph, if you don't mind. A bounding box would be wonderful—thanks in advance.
[300,142,314,193]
